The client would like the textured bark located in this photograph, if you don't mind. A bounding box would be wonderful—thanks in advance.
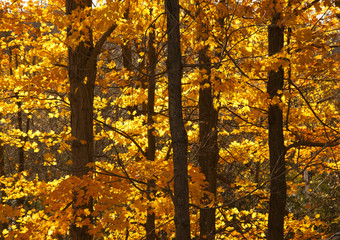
[198,46,218,240]
[12,55,25,173]
[166,0,191,239]
[121,4,132,71]
[0,139,6,240]
[122,28,139,118]
[122,43,132,71]
[0,142,4,178]
[17,100,24,173]
[17,107,29,174]
[66,0,95,239]
[267,12,287,240]
[145,24,157,240]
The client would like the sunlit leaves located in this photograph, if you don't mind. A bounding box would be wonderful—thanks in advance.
[0,0,339,239]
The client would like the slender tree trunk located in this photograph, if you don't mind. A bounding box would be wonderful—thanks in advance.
[145,21,157,240]
[121,3,141,119]
[11,54,25,173]
[121,3,132,71]
[0,138,6,240]
[198,46,218,240]
[166,0,191,239]
[122,37,136,119]
[17,99,25,173]
[0,142,4,178]
[122,43,132,71]
[195,4,218,237]
[267,10,287,240]
[303,169,311,216]
[17,109,29,174]
[66,0,95,239]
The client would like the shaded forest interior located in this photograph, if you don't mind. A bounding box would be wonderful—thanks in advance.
[0,0,339,239]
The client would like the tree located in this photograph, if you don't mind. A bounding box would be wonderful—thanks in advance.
[196,2,219,238]
[166,0,191,239]
[0,0,339,239]
[65,0,116,238]
[266,3,286,240]
[65,0,96,237]
[145,14,157,240]
[0,137,5,240]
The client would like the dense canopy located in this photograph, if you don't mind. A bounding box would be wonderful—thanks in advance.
[0,0,339,239]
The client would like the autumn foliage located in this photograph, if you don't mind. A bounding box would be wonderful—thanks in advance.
[0,0,339,239]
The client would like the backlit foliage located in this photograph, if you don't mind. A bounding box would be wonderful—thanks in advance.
[0,0,339,239]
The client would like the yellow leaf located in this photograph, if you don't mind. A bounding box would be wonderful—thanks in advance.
[84,208,91,216]
[203,83,210,88]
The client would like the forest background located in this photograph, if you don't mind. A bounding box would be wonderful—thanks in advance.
[0,0,339,239]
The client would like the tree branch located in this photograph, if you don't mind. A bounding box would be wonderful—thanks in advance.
[94,118,147,157]
[91,24,117,59]
[290,80,340,134]
[286,137,340,151]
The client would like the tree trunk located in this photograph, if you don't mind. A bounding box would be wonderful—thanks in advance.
[198,46,218,240]
[17,108,29,174]
[145,19,157,240]
[12,54,25,173]
[0,142,4,178]
[165,0,191,239]
[66,0,95,239]
[267,11,287,240]
[122,34,137,118]
[17,99,25,173]
[0,138,6,240]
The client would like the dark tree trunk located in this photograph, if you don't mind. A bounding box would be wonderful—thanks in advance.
[145,21,157,240]
[66,0,95,239]
[165,0,191,239]
[121,3,132,70]
[17,100,25,173]
[66,2,116,239]
[17,112,29,173]
[122,43,132,71]
[198,46,218,240]
[0,142,4,178]
[0,139,7,240]
[267,12,287,240]
[121,4,140,119]
[121,40,133,117]
[68,57,95,240]
[12,55,25,173]
[122,31,139,119]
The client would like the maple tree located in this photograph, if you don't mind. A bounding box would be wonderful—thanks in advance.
[0,0,339,239]
[166,0,191,238]
[267,1,286,239]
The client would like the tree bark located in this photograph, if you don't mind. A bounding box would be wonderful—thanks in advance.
[145,18,157,240]
[66,0,95,239]
[17,99,25,173]
[165,0,191,239]
[17,108,29,174]
[0,138,6,240]
[267,11,287,240]
[12,54,25,173]
[198,46,218,240]
[0,142,4,178]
